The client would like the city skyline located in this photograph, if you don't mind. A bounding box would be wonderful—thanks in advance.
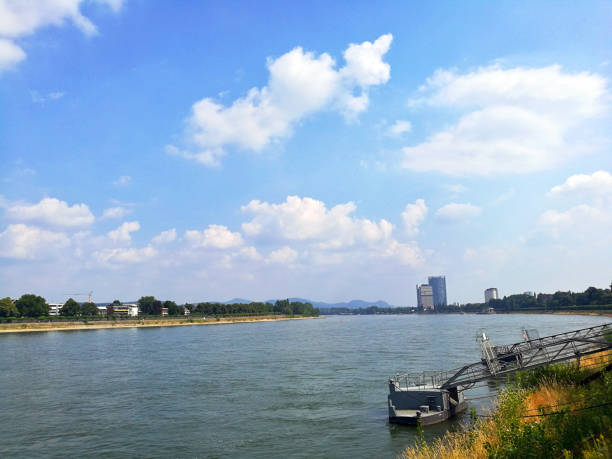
[1,2,611,304]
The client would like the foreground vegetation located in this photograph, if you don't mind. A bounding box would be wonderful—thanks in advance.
[400,352,612,458]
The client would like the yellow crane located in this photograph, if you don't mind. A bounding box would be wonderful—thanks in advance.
[64,291,93,303]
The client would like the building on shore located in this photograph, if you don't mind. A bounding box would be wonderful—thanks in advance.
[428,276,447,308]
[417,284,434,311]
[107,304,139,317]
[484,288,499,303]
[48,303,63,316]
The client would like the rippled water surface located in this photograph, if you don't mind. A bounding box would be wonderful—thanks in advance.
[0,314,609,457]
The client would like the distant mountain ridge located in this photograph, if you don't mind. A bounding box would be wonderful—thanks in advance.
[221,297,398,309]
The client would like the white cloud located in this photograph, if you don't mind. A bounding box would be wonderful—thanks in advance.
[549,170,612,198]
[0,0,122,72]
[435,203,482,223]
[241,195,423,267]
[112,175,132,186]
[0,38,24,70]
[152,228,177,244]
[386,120,412,137]
[0,223,69,259]
[93,246,158,265]
[444,184,467,195]
[403,65,610,175]
[107,221,140,243]
[169,34,392,166]
[539,204,607,227]
[101,206,132,220]
[241,195,393,248]
[184,224,244,249]
[31,90,64,103]
[266,246,298,264]
[401,199,427,236]
[3,197,94,227]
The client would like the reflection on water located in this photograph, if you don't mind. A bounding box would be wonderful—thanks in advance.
[0,314,608,457]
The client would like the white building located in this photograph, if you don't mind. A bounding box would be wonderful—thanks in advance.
[48,303,63,316]
[97,306,108,315]
[126,304,139,317]
[484,288,499,303]
[417,284,434,311]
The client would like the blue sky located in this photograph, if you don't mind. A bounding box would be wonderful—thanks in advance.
[1,1,611,305]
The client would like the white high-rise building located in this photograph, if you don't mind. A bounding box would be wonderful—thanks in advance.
[484,288,499,303]
[417,284,434,310]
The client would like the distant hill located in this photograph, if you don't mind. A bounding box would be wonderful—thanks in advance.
[219,297,399,309]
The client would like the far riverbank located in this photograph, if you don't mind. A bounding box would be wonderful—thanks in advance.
[0,315,320,334]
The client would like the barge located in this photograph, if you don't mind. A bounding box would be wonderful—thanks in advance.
[388,372,467,425]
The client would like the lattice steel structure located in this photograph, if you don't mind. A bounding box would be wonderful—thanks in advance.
[391,323,612,391]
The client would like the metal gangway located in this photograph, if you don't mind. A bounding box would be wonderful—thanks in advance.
[392,323,612,391]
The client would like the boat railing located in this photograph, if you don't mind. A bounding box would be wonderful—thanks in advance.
[391,370,455,389]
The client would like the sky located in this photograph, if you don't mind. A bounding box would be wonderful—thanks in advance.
[1,0,611,305]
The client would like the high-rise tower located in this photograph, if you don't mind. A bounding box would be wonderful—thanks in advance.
[428,276,447,308]
[416,284,434,311]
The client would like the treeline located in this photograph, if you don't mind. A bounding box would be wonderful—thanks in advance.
[0,294,100,318]
[320,306,416,315]
[182,298,319,316]
[0,294,319,318]
[439,285,612,313]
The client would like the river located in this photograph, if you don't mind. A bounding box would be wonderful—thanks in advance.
[0,314,609,457]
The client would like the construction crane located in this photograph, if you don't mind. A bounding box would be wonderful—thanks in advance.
[64,291,93,303]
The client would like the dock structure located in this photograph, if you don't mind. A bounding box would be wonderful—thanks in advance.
[388,323,612,425]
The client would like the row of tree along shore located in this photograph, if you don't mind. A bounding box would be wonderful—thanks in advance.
[320,285,612,315]
[0,294,319,320]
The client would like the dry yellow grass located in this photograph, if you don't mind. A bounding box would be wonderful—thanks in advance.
[522,380,573,423]
[0,315,318,333]
[399,351,612,458]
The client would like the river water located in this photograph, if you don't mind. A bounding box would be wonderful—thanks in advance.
[0,314,609,458]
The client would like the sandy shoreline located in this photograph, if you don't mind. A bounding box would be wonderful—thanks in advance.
[0,315,319,334]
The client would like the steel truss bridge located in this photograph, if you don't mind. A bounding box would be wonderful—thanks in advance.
[391,323,612,391]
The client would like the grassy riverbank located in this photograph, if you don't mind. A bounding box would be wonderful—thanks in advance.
[0,315,319,333]
[400,352,612,458]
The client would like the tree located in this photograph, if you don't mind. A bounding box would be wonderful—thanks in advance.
[81,302,98,316]
[0,297,19,317]
[15,294,49,317]
[184,303,195,313]
[138,296,161,315]
[112,299,121,305]
[61,298,81,316]
[164,300,180,315]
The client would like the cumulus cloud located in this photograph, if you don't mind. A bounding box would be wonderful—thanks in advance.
[386,120,412,137]
[403,65,610,175]
[107,221,140,243]
[0,38,24,70]
[152,228,177,244]
[266,246,298,264]
[2,197,94,227]
[169,34,392,166]
[241,195,423,267]
[93,246,158,265]
[549,170,612,198]
[401,199,427,236]
[101,206,132,220]
[435,203,482,223]
[241,195,393,249]
[0,0,122,72]
[0,223,70,259]
[536,171,612,243]
[184,224,244,249]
